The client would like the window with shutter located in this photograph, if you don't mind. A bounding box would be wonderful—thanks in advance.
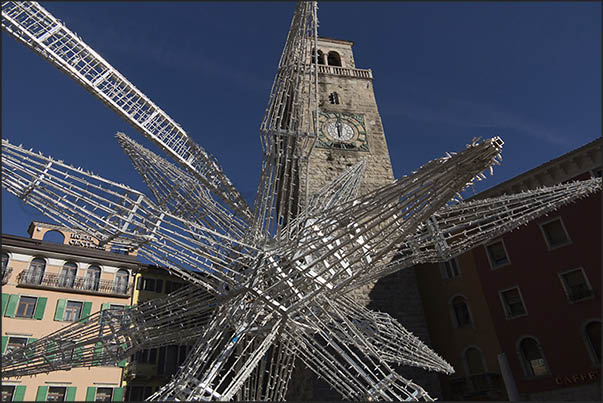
[15,296,37,318]
[541,218,571,249]
[95,387,113,401]
[47,387,67,401]
[5,337,27,355]
[486,240,510,268]
[500,287,527,318]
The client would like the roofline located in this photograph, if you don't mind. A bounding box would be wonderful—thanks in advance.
[317,36,354,46]
[1,233,140,265]
[472,137,602,198]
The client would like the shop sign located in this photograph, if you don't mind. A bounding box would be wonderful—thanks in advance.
[68,233,104,250]
[554,368,600,386]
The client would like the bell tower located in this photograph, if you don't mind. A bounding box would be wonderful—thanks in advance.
[290,37,443,400]
[306,37,395,197]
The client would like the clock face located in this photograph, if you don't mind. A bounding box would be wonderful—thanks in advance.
[315,111,369,151]
[327,121,354,141]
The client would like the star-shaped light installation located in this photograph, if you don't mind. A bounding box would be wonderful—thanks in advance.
[2,1,601,401]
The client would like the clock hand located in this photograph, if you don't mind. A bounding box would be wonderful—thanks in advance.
[335,118,343,139]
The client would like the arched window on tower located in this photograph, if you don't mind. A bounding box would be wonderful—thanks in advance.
[518,337,550,377]
[327,51,342,67]
[114,269,129,295]
[584,321,601,364]
[59,262,78,288]
[450,295,473,328]
[85,265,101,291]
[43,230,65,244]
[317,50,325,65]
[27,257,46,285]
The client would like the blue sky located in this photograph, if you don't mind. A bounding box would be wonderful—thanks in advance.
[2,1,601,238]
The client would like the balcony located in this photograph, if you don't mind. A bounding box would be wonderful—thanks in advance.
[17,270,131,297]
[316,64,373,79]
[450,373,505,400]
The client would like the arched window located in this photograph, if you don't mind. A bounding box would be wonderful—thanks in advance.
[43,230,65,244]
[114,269,129,294]
[451,295,472,328]
[465,347,486,375]
[327,51,342,67]
[27,257,46,285]
[59,262,78,288]
[311,49,325,65]
[518,337,549,377]
[85,265,101,291]
[584,321,601,364]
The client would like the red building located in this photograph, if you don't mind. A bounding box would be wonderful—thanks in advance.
[415,138,601,400]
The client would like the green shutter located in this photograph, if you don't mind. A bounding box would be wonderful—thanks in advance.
[81,301,92,322]
[54,299,66,321]
[34,297,47,320]
[5,294,19,317]
[85,386,96,401]
[125,305,131,310]
[13,385,26,402]
[1,293,9,315]
[113,387,124,401]
[35,386,49,401]
[65,386,77,401]
[101,303,110,311]
[1,336,8,354]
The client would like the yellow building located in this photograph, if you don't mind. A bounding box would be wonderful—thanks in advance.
[1,222,139,402]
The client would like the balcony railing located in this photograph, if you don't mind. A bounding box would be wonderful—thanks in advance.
[17,270,131,296]
[316,64,373,79]
[2,266,12,285]
[450,373,503,398]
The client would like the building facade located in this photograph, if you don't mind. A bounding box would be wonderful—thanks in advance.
[1,222,139,402]
[415,138,602,401]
